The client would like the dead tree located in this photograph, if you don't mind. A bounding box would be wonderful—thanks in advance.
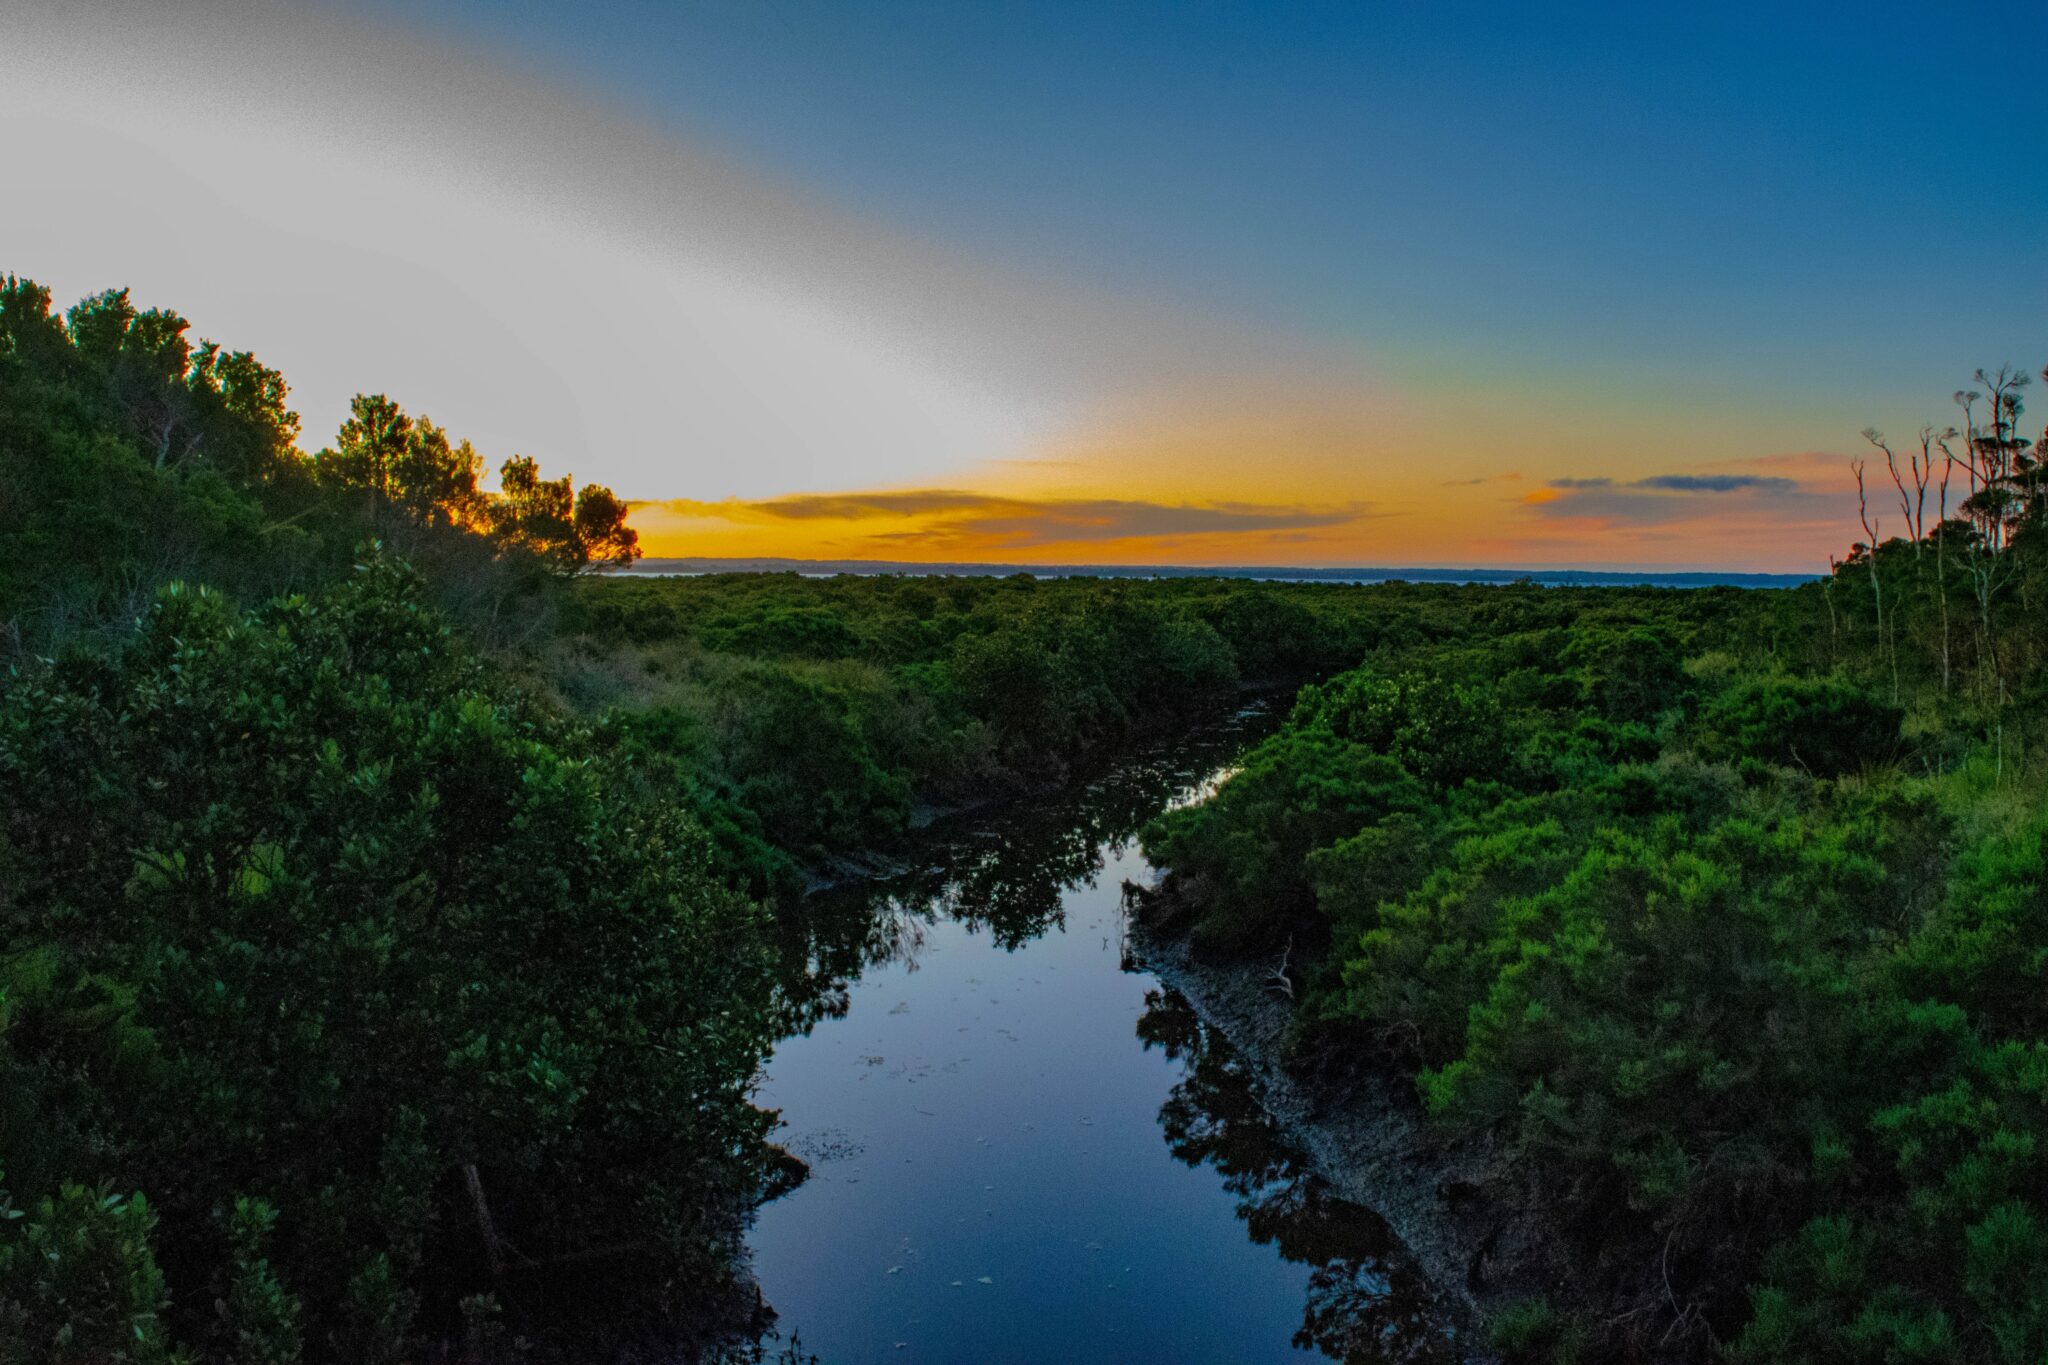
[1931,427,1961,694]
[1863,427,1932,556]
[1822,555,1841,667]
[1954,373,2032,708]
[1853,458,1899,703]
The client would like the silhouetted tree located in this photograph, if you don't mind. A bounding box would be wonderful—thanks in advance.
[491,454,639,571]
[573,482,639,570]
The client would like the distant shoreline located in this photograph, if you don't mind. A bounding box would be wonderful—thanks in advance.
[613,556,1817,589]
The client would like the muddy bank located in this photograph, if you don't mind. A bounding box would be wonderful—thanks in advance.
[1126,880,1577,1350]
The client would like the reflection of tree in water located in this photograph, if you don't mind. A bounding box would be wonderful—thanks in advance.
[768,891,931,1034]
[1139,988,1459,1364]
[770,708,1276,1035]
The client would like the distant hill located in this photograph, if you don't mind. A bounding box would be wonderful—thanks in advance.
[616,556,1817,589]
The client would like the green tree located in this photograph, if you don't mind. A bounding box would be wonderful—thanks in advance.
[492,453,574,562]
[389,415,484,528]
[316,393,412,522]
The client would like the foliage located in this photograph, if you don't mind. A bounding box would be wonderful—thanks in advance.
[0,1183,186,1365]
[0,563,777,1358]
[1697,674,1904,777]
[1290,669,1509,789]
[555,574,1284,887]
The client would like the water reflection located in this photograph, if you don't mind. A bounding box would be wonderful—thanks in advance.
[747,704,1462,1363]
[769,709,1274,1036]
[1139,989,1457,1364]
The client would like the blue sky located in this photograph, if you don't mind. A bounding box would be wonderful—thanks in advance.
[356,0,2047,402]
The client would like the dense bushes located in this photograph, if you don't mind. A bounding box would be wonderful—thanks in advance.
[0,564,779,1359]
[1141,568,2048,1360]
[554,576,1286,884]
[1292,670,1509,789]
[702,663,916,853]
[1698,675,1905,777]
[554,575,1775,904]
[1145,733,1428,956]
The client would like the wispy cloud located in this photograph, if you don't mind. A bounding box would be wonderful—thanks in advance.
[1541,472,1798,496]
[1634,474,1798,493]
[643,489,1373,551]
[1525,466,1825,527]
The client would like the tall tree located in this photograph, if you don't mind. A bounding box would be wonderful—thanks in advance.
[187,342,301,483]
[65,288,203,470]
[491,453,576,563]
[573,482,639,570]
[390,415,485,529]
[318,393,413,524]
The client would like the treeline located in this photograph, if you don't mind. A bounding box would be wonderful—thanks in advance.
[1141,365,2048,1360]
[1838,365,2048,716]
[0,275,636,661]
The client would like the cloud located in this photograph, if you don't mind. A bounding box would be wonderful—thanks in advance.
[1541,473,1797,495]
[1634,474,1798,493]
[645,489,1372,549]
[1527,466,1825,527]
[1528,490,1730,526]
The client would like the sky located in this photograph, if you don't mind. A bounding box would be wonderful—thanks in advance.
[5,0,2044,570]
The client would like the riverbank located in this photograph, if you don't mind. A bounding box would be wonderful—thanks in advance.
[1126,876,1581,1360]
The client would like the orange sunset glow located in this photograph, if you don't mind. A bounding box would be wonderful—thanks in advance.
[630,392,1868,569]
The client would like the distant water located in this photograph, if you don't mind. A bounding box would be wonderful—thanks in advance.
[747,713,1463,1364]
[617,557,1814,589]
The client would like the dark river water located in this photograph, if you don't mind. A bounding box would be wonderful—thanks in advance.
[745,711,1457,1364]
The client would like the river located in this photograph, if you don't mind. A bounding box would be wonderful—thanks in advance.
[744,709,1461,1364]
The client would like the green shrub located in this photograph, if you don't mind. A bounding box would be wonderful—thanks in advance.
[1698,674,1904,777]
[0,1183,186,1365]
[1487,1296,1586,1364]
[1292,669,1509,789]
[0,561,780,1353]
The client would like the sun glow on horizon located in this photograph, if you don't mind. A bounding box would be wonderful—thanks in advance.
[626,450,1863,572]
[626,384,1870,571]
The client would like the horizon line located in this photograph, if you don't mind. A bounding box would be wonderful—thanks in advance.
[615,555,1819,583]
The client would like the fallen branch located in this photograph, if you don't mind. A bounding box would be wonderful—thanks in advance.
[1268,935,1296,1000]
